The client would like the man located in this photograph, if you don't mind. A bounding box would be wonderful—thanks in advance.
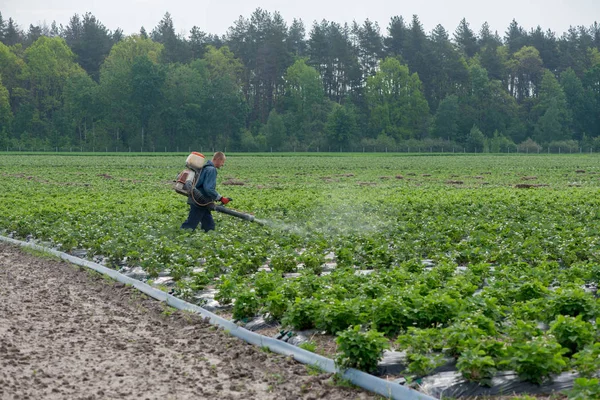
[181,151,231,232]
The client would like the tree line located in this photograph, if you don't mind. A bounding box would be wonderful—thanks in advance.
[0,9,599,152]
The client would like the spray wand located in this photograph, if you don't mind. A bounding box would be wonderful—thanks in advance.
[209,201,266,226]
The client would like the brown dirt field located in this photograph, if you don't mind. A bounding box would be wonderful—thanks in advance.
[0,243,379,400]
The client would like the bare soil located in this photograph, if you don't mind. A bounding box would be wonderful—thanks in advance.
[0,243,378,400]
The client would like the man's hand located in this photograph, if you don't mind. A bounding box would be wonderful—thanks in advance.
[220,197,232,205]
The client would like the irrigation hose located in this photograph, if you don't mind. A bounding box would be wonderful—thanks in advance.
[0,235,436,400]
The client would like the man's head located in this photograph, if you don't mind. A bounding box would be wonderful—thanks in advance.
[212,151,226,169]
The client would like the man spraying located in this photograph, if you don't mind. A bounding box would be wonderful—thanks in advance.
[181,151,231,232]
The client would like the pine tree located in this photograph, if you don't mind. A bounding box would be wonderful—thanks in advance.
[151,12,189,63]
[26,24,43,46]
[384,16,407,59]
[504,19,527,54]
[428,24,469,111]
[65,13,113,82]
[4,18,23,46]
[359,19,383,79]
[189,26,206,59]
[0,12,6,43]
[50,21,60,37]
[112,28,124,43]
[287,18,306,57]
[478,22,505,81]
[528,26,559,72]
[453,18,478,58]
[63,14,83,48]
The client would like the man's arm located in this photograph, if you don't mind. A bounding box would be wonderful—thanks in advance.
[201,167,221,201]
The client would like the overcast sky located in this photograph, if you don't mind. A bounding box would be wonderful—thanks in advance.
[2,0,599,39]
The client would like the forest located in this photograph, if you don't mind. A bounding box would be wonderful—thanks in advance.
[0,9,599,152]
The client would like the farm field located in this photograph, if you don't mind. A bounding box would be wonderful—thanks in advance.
[1,153,600,394]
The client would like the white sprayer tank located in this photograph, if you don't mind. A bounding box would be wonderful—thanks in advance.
[186,152,206,171]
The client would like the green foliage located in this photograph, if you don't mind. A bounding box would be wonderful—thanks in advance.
[0,8,599,152]
[232,290,260,320]
[505,320,545,342]
[572,343,600,378]
[0,76,12,131]
[371,295,411,336]
[534,70,571,143]
[549,287,597,320]
[316,299,364,335]
[566,378,600,400]
[514,280,549,302]
[253,271,283,299]
[548,315,595,355]
[431,94,459,139]
[263,110,287,151]
[264,290,288,321]
[190,271,210,291]
[505,335,568,384]
[270,253,297,273]
[298,341,317,353]
[283,59,326,144]
[405,352,445,377]
[443,318,492,357]
[326,103,358,147]
[456,348,497,385]
[214,276,238,306]
[365,57,429,140]
[417,291,460,327]
[396,328,444,354]
[281,298,319,330]
[299,250,325,275]
[335,325,389,373]
[467,125,485,152]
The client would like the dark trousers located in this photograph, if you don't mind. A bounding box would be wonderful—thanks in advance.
[181,204,215,232]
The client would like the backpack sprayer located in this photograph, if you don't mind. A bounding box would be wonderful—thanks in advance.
[174,152,265,225]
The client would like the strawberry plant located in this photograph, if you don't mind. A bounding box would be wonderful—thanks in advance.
[396,327,444,353]
[316,298,366,335]
[270,253,297,273]
[504,335,569,384]
[513,281,550,302]
[505,320,545,342]
[335,325,389,373]
[215,276,239,305]
[549,287,598,320]
[443,318,492,357]
[232,290,260,321]
[264,291,288,321]
[456,348,497,386]
[299,250,325,275]
[548,315,595,355]
[253,271,283,299]
[572,343,600,378]
[565,378,600,399]
[281,298,319,330]
[416,291,460,327]
[190,271,210,290]
[404,352,445,377]
[371,295,412,336]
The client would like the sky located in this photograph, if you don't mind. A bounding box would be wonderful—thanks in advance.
[2,0,599,39]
